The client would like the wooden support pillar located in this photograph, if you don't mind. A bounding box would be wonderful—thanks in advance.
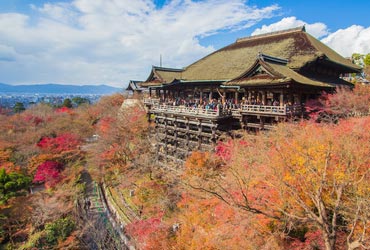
[235,91,239,104]
[197,120,202,150]
[200,90,203,101]
[262,91,267,105]
[209,88,213,101]
[260,116,264,130]
[211,124,217,147]
[239,115,245,130]
[279,92,284,107]
[248,91,252,102]
[186,118,190,149]
[164,115,168,160]
[174,118,178,149]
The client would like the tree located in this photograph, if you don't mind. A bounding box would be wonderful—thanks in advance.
[62,98,72,108]
[13,102,25,113]
[44,217,75,245]
[305,85,370,122]
[184,118,370,250]
[32,161,63,188]
[364,53,370,66]
[72,97,90,106]
[0,168,31,204]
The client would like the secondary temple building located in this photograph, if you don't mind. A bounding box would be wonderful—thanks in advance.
[127,26,361,165]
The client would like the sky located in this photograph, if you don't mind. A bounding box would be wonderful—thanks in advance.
[0,0,369,87]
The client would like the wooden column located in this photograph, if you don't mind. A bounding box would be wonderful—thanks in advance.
[174,117,178,151]
[279,92,284,107]
[235,91,239,104]
[262,91,267,105]
[164,115,168,161]
[186,118,190,153]
[260,116,265,130]
[211,124,217,147]
[197,120,202,150]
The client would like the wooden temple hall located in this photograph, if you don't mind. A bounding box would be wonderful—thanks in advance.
[127,26,361,164]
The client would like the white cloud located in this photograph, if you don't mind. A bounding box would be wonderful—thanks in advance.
[0,0,280,87]
[252,17,329,38]
[321,25,370,57]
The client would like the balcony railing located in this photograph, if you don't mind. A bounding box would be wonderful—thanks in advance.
[145,100,303,118]
[143,98,160,105]
[239,104,287,115]
[150,104,231,118]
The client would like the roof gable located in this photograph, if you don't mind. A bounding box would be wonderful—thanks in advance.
[227,54,333,88]
[142,66,183,87]
[234,54,288,80]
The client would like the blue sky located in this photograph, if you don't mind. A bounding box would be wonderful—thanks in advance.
[0,0,369,87]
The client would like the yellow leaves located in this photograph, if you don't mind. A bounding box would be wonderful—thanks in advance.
[184,151,214,178]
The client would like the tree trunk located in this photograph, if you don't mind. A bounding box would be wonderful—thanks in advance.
[322,229,336,250]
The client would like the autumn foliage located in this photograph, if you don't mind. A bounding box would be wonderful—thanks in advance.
[0,95,115,248]
[306,84,370,121]
[33,161,63,188]
[37,133,81,154]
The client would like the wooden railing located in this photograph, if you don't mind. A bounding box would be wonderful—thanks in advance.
[143,98,160,105]
[151,104,231,117]
[240,105,287,115]
[147,102,304,118]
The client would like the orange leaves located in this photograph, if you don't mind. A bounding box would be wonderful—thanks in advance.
[184,151,210,177]
[179,117,369,249]
[174,194,259,250]
[184,151,221,179]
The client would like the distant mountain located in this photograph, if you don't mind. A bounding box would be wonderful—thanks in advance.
[0,83,122,94]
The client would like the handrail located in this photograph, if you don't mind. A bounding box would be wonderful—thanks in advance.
[151,104,231,117]
[240,105,286,115]
[143,98,160,105]
[148,103,304,117]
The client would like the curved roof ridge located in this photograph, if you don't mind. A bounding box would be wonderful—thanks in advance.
[236,26,305,43]
[152,65,184,72]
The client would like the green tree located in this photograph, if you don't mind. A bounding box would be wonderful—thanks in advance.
[0,168,31,204]
[44,217,75,245]
[72,96,90,106]
[13,102,25,113]
[62,98,72,108]
[364,53,370,66]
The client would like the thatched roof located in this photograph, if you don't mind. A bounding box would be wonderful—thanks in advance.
[181,26,360,81]
[140,27,360,88]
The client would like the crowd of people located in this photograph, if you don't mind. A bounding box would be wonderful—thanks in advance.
[158,96,284,111]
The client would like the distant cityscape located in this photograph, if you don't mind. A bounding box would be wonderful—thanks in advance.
[0,93,103,110]
[0,83,123,112]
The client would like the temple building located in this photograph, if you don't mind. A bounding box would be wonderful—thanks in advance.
[128,26,361,165]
